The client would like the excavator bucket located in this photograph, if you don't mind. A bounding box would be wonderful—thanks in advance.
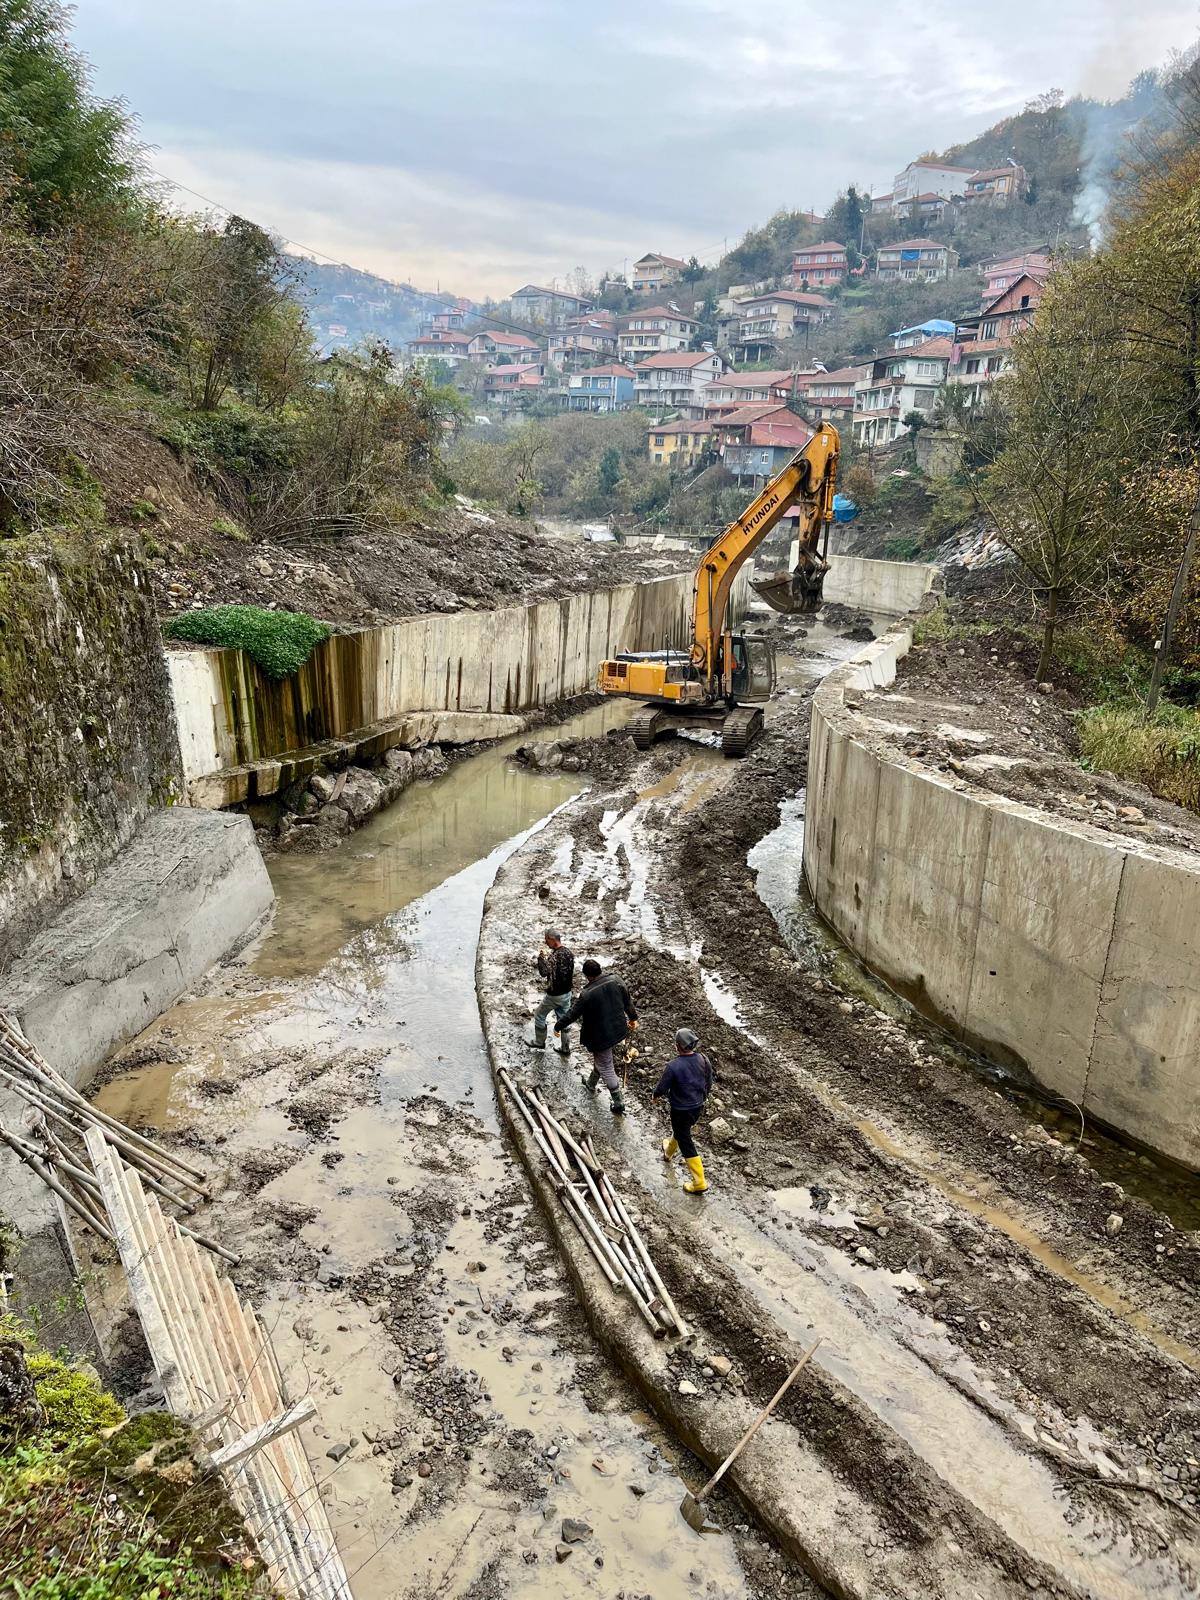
[752,562,828,615]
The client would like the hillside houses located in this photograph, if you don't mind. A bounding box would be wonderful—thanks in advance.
[632,253,688,294]
[792,242,848,286]
[633,350,725,418]
[467,329,540,361]
[889,157,1025,215]
[563,363,635,413]
[510,284,593,325]
[851,338,953,449]
[732,290,834,360]
[618,305,700,361]
[875,239,956,283]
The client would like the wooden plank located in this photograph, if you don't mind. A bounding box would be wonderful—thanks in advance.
[209,1398,318,1469]
[83,1127,191,1415]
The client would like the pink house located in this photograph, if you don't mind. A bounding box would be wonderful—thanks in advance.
[792,242,849,287]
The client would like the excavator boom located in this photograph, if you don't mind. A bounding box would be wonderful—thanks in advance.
[596,421,840,756]
[692,421,839,678]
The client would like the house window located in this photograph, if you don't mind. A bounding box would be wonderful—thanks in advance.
[653,452,663,463]
[966,358,981,374]
[982,320,998,339]
[1019,294,1030,309]
[654,434,665,446]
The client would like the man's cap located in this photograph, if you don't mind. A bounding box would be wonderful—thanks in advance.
[675,1027,700,1052]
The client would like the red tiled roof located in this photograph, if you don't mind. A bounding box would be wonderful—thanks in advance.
[648,419,714,435]
[899,336,953,359]
[476,330,538,347]
[634,351,717,369]
[794,242,848,256]
[410,332,470,346]
[635,253,688,270]
[736,290,834,309]
[882,238,946,252]
[711,369,794,389]
[744,420,813,448]
[581,363,635,378]
[805,364,870,386]
[970,166,1025,182]
[709,403,797,426]
[485,362,542,378]
[627,305,699,323]
[912,192,948,203]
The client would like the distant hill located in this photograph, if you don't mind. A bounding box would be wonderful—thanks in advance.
[288,258,472,352]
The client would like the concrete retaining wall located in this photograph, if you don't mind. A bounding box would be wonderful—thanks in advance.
[805,628,1200,1170]
[169,571,726,791]
[793,548,940,615]
[0,809,272,1087]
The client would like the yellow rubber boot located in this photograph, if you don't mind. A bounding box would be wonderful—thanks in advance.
[661,1137,679,1162]
[683,1156,708,1194]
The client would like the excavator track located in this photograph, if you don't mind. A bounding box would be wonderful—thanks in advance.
[631,706,667,750]
[720,706,763,758]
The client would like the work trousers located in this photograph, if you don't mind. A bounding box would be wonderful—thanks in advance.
[534,990,572,1046]
[670,1104,704,1159]
[591,1046,620,1090]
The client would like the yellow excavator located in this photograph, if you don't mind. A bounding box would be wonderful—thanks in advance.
[597,421,840,756]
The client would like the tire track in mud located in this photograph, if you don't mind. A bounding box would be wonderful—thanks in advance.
[477,727,1200,1599]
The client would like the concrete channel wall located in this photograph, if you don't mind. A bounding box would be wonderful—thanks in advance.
[820,553,939,614]
[168,571,730,792]
[805,626,1200,1171]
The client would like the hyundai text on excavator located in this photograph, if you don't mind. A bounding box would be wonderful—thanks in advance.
[597,422,840,756]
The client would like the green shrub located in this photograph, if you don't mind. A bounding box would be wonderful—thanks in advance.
[1076,702,1200,811]
[882,534,924,562]
[210,517,248,542]
[164,605,330,677]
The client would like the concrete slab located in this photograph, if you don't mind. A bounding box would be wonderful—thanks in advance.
[1086,851,1200,1168]
[0,808,273,1086]
[865,763,991,1032]
[964,807,1124,1098]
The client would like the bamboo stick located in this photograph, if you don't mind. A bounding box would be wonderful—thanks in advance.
[601,1173,688,1338]
[0,1127,114,1241]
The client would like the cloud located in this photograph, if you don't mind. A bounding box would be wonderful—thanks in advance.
[73,0,1200,299]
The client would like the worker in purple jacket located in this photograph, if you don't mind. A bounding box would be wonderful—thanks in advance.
[653,1028,715,1193]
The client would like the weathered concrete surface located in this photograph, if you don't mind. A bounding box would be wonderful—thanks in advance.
[188,709,527,809]
[169,571,740,789]
[805,629,1200,1169]
[0,808,272,1087]
[790,548,940,615]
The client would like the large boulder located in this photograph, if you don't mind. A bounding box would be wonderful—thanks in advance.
[335,767,384,822]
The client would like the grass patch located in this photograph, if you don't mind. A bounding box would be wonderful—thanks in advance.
[1077,702,1200,810]
[0,1315,257,1598]
[911,600,1011,647]
[164,604,331,678]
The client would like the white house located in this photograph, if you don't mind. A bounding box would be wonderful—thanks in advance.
[852,339,952,448]
[633,351,725,419]
[891,160,975,209]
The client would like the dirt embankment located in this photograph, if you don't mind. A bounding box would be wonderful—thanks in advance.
[874,565,1200,851]
[106,437,691,629]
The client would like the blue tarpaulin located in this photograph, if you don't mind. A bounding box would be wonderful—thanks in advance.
[900,249,920,261]
[832,494,859,523]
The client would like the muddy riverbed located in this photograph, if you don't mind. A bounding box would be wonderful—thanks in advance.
[82,613,1200,1598]
[86,699,819,1600]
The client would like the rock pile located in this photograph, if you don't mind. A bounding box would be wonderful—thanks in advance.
[271,745,448,854]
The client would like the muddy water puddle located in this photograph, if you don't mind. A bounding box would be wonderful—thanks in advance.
[749,794,1200,1232]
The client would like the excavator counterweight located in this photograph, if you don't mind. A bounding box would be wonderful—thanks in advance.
[597,423,840,755]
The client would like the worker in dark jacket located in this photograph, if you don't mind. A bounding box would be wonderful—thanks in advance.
[654,1028,715,1193]
[529,929,574,1055]
[554,958,638,1115]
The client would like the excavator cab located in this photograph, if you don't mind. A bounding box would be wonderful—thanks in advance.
[728,634,776,701]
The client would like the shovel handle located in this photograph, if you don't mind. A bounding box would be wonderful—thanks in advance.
[696,1337,822,1504]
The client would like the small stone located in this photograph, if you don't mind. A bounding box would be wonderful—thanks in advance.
[555,1544,573,1563]
[326,1442,351,1463]
[855,1246,877,1267]
[708,1355,732,1377]
[678,1380,700,1396]
[562,1517,592,1543]
[418,1461,432,1479]
[1105,1213,1124,1236]
[630,1484,647,1497]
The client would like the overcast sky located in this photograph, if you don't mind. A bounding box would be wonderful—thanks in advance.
[74,1,1199,300]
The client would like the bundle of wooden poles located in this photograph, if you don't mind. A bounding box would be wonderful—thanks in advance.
[498,1067,687,1340]
[0,1011,236,1264]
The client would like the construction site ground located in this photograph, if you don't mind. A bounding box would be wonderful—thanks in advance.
[78,617,1200,1599]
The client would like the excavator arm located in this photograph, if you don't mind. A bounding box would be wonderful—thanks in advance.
[690,422,839,682]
